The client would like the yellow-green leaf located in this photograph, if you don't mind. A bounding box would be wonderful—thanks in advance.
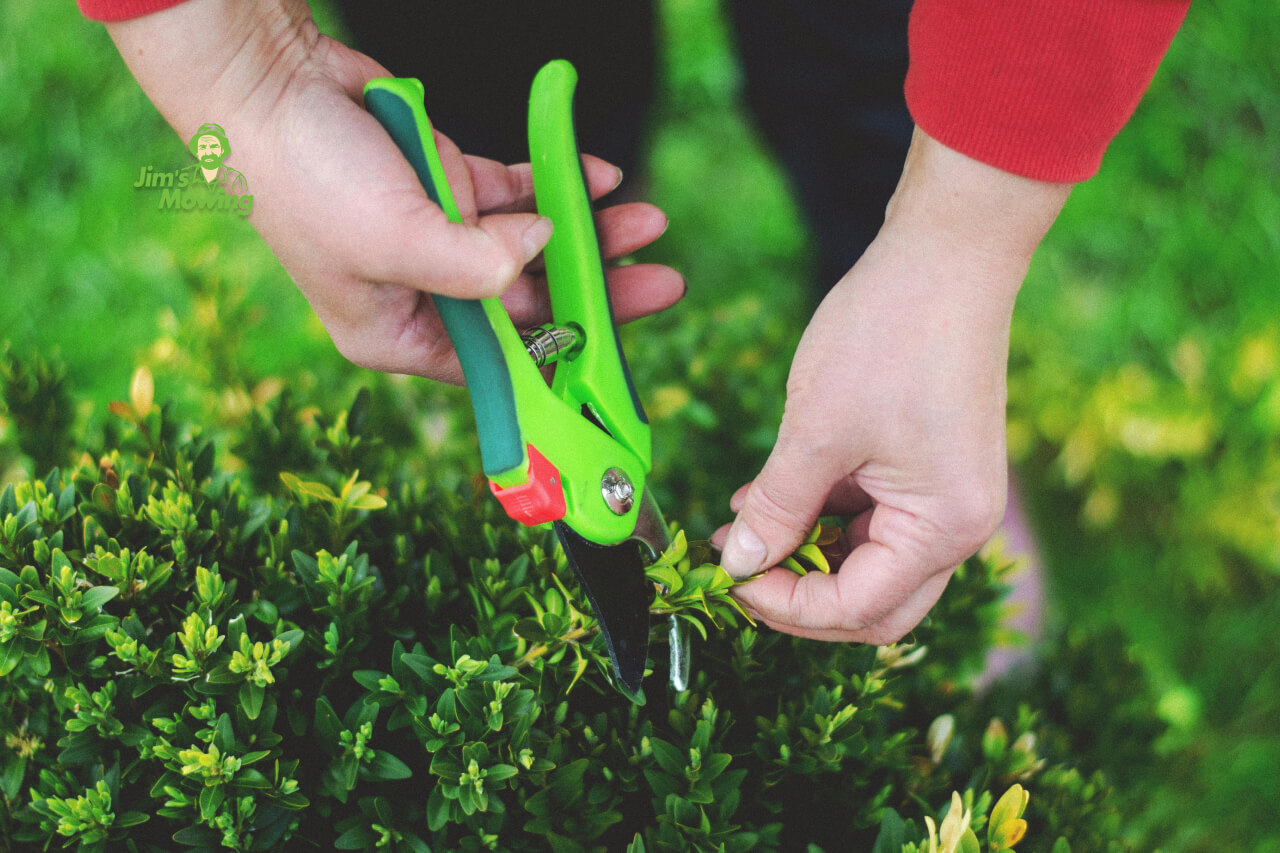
[349,494,387,511]
[130,366,155,419]
[280,473,336,503]
[989,784,1029,831]
[991,819,1027,849]
[795,543,830,573]
[780,557,807,576]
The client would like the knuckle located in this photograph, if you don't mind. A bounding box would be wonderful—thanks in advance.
[486,254,520,295]
[745,485,812,540]
[948,479,1007,557]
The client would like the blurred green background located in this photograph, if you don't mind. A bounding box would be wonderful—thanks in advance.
[2,1,1277,850]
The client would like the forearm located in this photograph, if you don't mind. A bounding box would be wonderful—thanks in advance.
[104,0,317,143]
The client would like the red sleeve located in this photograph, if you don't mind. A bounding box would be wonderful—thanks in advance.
[78,0,188,23]
[905,0,1190,182]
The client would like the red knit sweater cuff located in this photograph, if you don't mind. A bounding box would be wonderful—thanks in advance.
[79,0,189,23]
[905,0,1189,183]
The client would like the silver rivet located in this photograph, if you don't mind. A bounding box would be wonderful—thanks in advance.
[601,468,634,515]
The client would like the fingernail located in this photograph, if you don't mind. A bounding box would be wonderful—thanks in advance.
[522,217,554,262]
[612,166,624,191]
[721,520,767,580]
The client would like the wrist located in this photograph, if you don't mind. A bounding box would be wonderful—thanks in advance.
[106,0,318,142]
[882,127,1073,291]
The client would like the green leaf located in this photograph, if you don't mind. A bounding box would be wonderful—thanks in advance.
[514,618,547,644]
[646,565,682,592]
[275,629,304,657]
[252,598,279,624]
[0,640,22,678]
[204,664,240,685]
[403,835,432,853]
[649,738,686,777]
[339,753,359,791]
[315,697,342,744]
[172,826,222,846]
[240,682,265,720]
[226,613,247,650]
[780,556,807,576]
[486,763,518,783]
[277,791,311,811]
[366,751,413,781]
[334,826,375,850]
[794,543,829,573]
[871,809,905,853]
[69,613,118,644]
[677,612,708,642]
[198,784,225,822]
[427,785,451,832]
[234,769,272,790]
[700,751,732,782]
[1,756,26,800]
[353,670,388,691]
[214,714,235,752]
[660,531,688,566]
[546,831,587,853]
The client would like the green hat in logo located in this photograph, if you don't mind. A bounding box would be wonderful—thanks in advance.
[189,123,230,159]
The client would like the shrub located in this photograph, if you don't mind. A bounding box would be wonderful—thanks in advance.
[0,360,1151,852]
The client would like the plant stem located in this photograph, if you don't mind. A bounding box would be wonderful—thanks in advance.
[511,625,597,670]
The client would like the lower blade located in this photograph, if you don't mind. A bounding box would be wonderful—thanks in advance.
[554,521,652,696]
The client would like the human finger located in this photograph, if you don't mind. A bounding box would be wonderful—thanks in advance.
[730,506,952,641]
[718,432,850,580]
[468,154,625,215]
[501,263,685,328]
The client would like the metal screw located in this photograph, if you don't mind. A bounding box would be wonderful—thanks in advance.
[601,468,634,515]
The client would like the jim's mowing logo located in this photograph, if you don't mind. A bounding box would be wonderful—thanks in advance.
[133,123,253,217]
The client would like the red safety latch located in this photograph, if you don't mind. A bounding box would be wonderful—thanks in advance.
[489,444,567,526]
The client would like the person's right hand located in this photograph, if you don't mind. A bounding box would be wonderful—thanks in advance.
[105,0,684,383]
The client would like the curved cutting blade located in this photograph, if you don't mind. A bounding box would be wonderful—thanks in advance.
[554,521,653,697]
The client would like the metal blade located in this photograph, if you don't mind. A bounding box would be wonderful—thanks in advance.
[554,521,653,697]
[631,490,691,692]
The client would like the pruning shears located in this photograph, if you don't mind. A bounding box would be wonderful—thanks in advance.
[363,60,687,698]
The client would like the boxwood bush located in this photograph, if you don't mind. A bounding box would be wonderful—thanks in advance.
[0,357,1160,852]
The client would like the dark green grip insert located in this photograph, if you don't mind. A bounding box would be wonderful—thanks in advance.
[364,80,526,477]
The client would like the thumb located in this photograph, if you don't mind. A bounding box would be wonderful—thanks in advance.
[720,438,845,580]
[379,211,554,300]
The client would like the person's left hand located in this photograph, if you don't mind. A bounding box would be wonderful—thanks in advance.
[711,128,1071,643]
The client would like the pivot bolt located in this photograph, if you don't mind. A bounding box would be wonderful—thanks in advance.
[601,468,634,515]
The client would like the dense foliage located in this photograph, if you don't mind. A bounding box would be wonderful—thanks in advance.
[0,362,1145,852]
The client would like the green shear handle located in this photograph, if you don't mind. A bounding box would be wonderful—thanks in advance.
[363,61,652,546]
